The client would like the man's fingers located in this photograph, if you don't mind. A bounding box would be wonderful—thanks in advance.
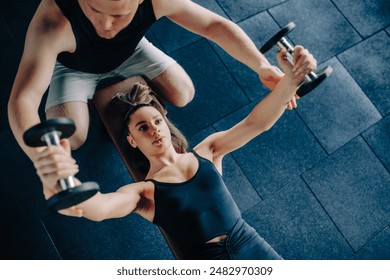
[36,162,79,179]
[293,46,317,75]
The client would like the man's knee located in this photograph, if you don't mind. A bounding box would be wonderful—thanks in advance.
[67,120,89,150]
[69,130,88,150]
[150,64,195,107]
[46,102,90,150]
[170,80,195,107]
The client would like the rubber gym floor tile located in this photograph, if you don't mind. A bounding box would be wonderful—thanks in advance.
[0,14,13,44]
[351,227,390,260]
[2,1,39,44]
[188,126,262,213]
[337,31,390,116]
[1,1,40,81]
[214,102,327,199]
[43,211,173,260]
[0,84,11,133]
[295,58,382,154]
[0,15,23,101]
[268,0,362,63]
[166,39,250,137]
[149,17,201,54]
[237,11,282,66]
[302,137,390,252]
[215,0,284,23]
[187,125,216,148]
[210,12,281,101]
[0,220,60,260]
[193,0,229,18]
[362,115,390,172]
[0,131,48,239]
[149,0,229,54]
[242,178,353,260]
[332,0,390,38]
[144,29,163,51]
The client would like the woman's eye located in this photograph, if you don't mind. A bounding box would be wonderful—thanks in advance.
[155,119,163,125]
[139,125,148,132]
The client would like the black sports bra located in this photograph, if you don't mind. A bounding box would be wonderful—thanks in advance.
[147,151,241,257]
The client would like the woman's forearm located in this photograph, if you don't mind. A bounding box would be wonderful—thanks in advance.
[78,192,108,221]
[246,76,299,132]
[76,186,140,222]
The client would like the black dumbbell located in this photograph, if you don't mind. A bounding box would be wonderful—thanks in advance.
[260,22,333,97]
[23,118,100,211]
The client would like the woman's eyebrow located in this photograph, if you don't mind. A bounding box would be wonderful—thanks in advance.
[134,115,161,127]
[135,120,146,127]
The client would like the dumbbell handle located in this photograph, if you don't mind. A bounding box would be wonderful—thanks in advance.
[42,131,76,191]
[276,37,318,82]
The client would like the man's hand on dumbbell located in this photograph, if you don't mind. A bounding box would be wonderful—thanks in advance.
[260,22,332,97]
[258,63,284,90]
[291,46,317,79]
[34,139,79,199]
[278,46,317,85]
[23,118,99,210]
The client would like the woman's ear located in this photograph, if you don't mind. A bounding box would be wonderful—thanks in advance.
[127,134,137,148]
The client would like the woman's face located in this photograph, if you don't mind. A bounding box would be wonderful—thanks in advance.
[79,0,143,39]
[127,106,172,156]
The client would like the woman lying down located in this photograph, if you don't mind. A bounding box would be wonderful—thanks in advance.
[35,46,316,260]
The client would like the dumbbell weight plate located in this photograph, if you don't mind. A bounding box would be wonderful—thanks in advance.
[296,66,333,97]
[23,118,76,147]
[47,182,100,211]
[23,117,100,211]
[260,22,296,54]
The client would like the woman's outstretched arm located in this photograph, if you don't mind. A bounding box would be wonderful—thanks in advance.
[34,139,143,221]
[58,185,142,222]
[195,46,317,164]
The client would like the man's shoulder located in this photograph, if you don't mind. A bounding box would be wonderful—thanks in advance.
[26,0,74,52]
[34,0,69,33]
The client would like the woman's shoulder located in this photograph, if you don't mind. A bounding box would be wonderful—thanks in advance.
[193,146,223,174]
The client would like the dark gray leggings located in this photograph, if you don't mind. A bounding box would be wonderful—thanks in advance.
[193,218,283,260]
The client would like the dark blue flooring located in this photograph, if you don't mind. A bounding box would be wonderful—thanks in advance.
[0,0,389,260]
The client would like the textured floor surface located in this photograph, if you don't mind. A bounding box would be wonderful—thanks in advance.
[0,0,389,259]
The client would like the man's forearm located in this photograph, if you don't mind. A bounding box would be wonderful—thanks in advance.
[205,18,271,73]
[8,95,42,161]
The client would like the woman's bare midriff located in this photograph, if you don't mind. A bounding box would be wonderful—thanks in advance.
[206,234,228,243]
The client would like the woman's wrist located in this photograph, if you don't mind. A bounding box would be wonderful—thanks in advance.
[283,73,302,88]
[282,74,302,92]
